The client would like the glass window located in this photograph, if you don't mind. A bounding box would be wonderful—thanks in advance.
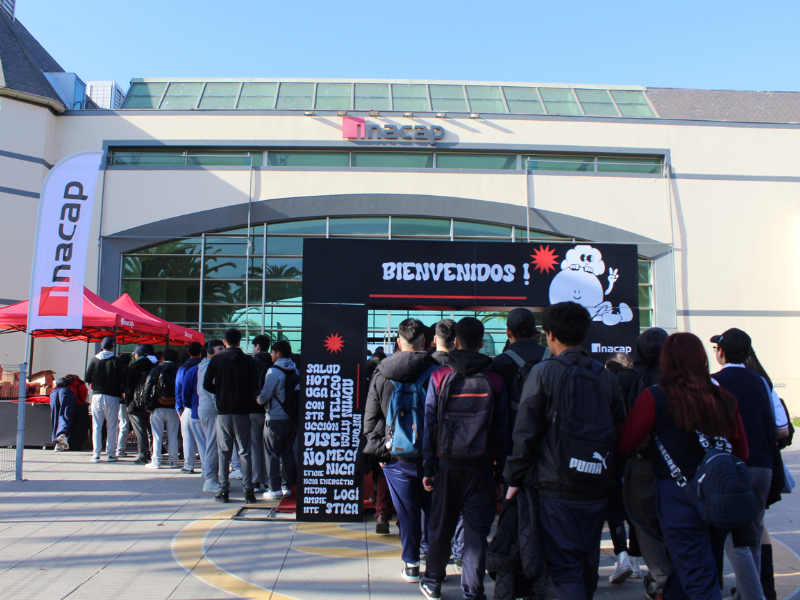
[453,221,512,238]
[598,156,662,174]
[187,151,258,167]
[392,217,451,237]
[392,84,429,111]
[315,83,351,110]
[203,282,260,303]
[502,87,544,114]
[204,237,251,255]
[129,239,202,255]
[122,83,167,109]
[328,217,389,236]
[267,151,349,167]
[265,258,302,280]
[204,257,262,279]
[123,255,201,279]
[237,82,277,109]
[354,83,390,110]
[610,90,656,117]
[140,304,199,324]
[638,261,652,284]
[159,82,203,109]
[524,154,594,172]
[198,82,239,109]
[575,89,619,117]
[264,282,303,303]
[266,236,305,256]
[436,153,516,170]
[267,220,326,235]
[513,229,567,242]
[255,304,303,330]
[110,151,185,166]
[276,82,314,109]
[465,86,507,113]
[121,280,200,304]
[202,305,248,323]
[351,152,433,168]
[539,88,582,115]
[639,310,653,328]
[429,85,468,112]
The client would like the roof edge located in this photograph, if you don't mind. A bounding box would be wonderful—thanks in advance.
[0,86,65,113]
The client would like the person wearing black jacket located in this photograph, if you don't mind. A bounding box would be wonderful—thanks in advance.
[144,348,181,469]
[124,346,156,464]
[504,302,625,600]
[203,328,260,504]
[85,337,126,463]
[250,334,273,492]
[364,319,438,584]
[430,318,456,368]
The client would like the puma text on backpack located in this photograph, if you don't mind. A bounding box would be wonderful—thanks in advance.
[273,366,301,421]
[437,370,496,461]
[655,432,757,529]
[547,355,616,486]
[156,363,179,404]
[385,365,438,460]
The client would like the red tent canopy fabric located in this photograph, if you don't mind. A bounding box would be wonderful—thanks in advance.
[0,287,168,343]
[111,294,204,346]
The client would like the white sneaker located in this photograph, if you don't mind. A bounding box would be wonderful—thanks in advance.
[630,556,642,579]
[609,550,633,584]
[56,434,69,451]
[203,481,221,493]
[145,461,161,469]
[90,456,100,463]
[282,486,292,498]
[230,469,243,480]
[263,490,282,500]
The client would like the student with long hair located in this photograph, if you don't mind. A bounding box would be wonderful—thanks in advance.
[617,333,749,599]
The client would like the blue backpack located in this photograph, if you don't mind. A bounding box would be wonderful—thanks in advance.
[385,365,438,460]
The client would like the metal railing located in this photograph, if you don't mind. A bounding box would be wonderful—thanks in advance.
[0,364,22,482]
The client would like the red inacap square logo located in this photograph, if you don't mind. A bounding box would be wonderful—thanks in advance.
[38,286,69,316]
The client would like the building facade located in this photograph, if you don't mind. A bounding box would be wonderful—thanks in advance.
[1,11,799,408]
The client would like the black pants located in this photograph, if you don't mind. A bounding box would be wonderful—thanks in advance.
[128,411,152,460]
[421,466,496,600]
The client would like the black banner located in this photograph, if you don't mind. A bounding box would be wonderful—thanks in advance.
[297,303,368,522]
[302,239,640,360]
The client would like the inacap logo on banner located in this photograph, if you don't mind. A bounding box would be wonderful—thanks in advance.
[591,343,633,354]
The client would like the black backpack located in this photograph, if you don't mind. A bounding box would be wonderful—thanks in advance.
[437,370,496,460]
[272,366,300,420]
[655,432,757,529]
[503,348,544,431]
[155,363,179,402]
[546,354,616,486]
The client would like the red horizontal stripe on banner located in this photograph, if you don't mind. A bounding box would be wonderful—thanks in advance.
[369,294,528,300]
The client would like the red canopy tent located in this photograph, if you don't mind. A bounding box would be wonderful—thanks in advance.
[111,294,204,346]
[0,287,167,343]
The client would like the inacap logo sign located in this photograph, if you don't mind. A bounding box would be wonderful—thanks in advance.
[591,343,632,354]
[342,116,444,145]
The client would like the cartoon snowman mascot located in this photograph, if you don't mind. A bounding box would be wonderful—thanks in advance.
[548,245,633,326]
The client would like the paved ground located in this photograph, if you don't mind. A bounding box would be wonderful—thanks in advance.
[2,448,800,600]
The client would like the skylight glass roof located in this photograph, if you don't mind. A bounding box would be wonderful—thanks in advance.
[121,80,657,118]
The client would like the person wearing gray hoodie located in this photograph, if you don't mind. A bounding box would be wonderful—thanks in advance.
[197,339,224,492]
[84,337,126,463]
[257,340,299,500]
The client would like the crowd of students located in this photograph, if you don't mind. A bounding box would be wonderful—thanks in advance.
[46,300,792,600]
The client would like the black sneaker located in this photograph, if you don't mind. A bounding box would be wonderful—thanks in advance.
[244,491,258,504]
[214,491,230,503]
[133,456,148,465]
[419,581,441,599]
[402,563,420,583]
[376,518,390,535]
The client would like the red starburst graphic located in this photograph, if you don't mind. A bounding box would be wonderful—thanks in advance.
[323,333,345,354]
[530,245,560,274]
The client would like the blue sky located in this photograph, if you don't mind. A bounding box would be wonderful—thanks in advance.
[16,0,800,92]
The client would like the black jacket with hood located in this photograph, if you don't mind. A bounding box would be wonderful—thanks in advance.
[202,347,260,415]
[84,351,126,397]
[616,327,668,413]
[363,350,437,463]
[124,356,156,413]
[251,351,273,415]
[144,360,178,411]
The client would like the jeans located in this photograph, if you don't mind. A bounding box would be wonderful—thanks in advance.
[384,459,431,565]
[117,403,130,455]
[724,466,772,600]
[217,414,252,492]
[179,409,198,469]
[265,418,297,492]
[91,394,120,458]
[50,393,76,443]
[421,467,496,600]
[538,496,607,600]
[150,407,180,466]
[201,416,219,484]
[249,412,267,488]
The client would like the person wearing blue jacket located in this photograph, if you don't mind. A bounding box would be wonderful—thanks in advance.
[176,342,203,474]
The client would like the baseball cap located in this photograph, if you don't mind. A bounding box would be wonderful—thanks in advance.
[101,337,115,350]
[710,328,752,362]
[507,308,538,333]
[134,345,149,357]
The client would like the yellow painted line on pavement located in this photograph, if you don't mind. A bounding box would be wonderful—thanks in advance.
[292,521,402,546]
[293,546,401,559]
